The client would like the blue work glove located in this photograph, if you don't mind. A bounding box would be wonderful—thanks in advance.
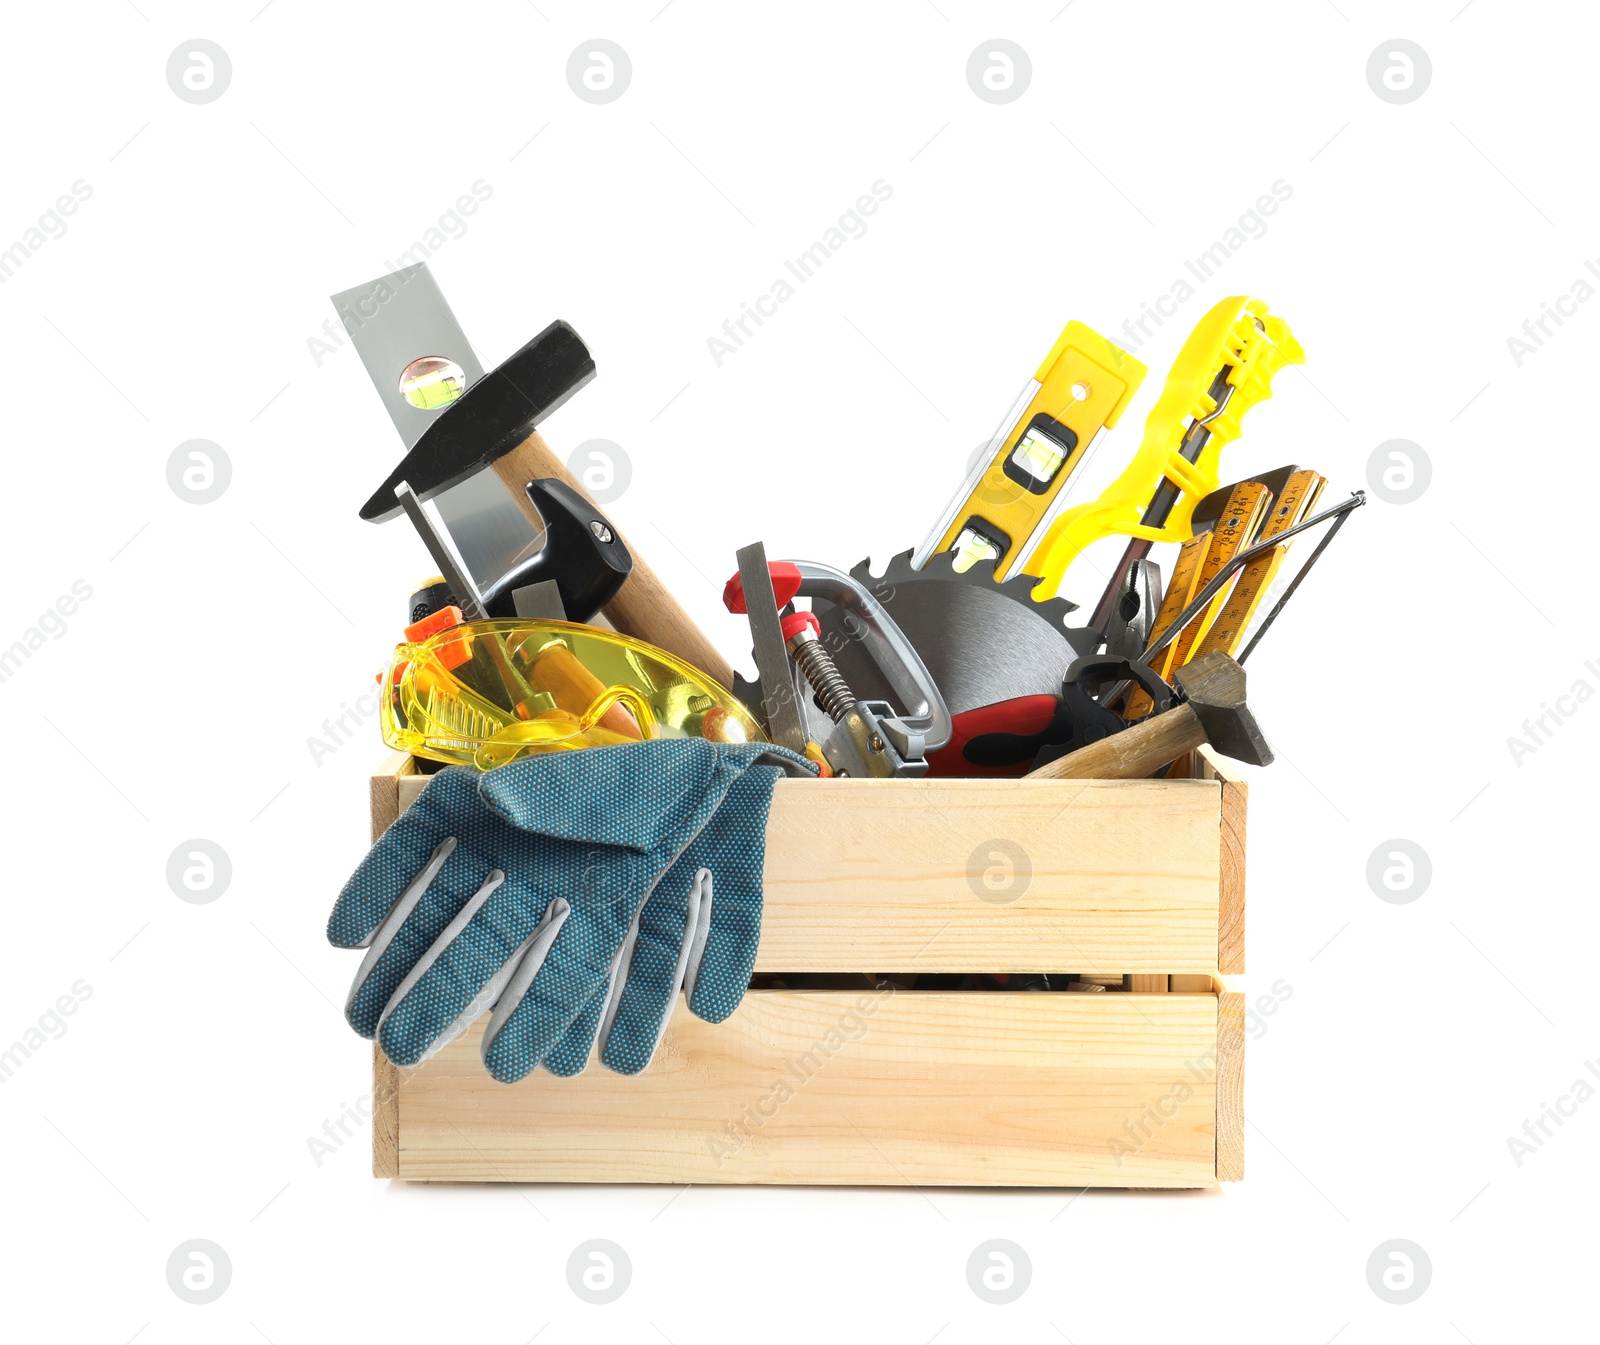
[328,739,811,1082]
[542,763,785,1076]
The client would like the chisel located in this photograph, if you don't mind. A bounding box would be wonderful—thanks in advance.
[733,543,811,756]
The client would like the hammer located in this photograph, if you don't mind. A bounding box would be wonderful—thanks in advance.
[339,270,736,688]
[456,415,735,689]
[1025,651,1272,780]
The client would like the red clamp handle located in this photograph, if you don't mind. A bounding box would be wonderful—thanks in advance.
[722,560,804,614]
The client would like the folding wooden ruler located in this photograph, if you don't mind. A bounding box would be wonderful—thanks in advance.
[1124,466,1326,719]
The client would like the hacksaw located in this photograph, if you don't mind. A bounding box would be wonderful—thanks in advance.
[1190,468,1326,664]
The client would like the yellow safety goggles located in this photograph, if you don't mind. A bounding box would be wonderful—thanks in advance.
[381,618,763,770]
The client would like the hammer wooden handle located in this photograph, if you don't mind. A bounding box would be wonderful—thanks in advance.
[1025,704,1204,780]
[490,431,737,690]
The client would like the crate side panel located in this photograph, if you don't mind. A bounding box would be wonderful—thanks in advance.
[1216,990,1245,1181]
[392,991,1221,1187]
[760,778,1223,973]
[1196,749,1246,974]
[390,772,1223,974]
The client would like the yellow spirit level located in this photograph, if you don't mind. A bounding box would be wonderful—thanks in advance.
[913,321,1146,578]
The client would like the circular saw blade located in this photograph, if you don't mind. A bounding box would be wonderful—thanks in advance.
[812,549,1101,718]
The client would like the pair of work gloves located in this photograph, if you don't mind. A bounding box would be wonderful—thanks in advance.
[327,739,814,1082]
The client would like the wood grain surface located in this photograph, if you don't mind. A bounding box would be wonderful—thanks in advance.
[390,991,1223,1187]
[392,772,1228,974]
[1198,746,1247,975]
[1215,989,1245,1182]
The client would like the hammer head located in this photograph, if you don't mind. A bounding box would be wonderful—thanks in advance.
[1172,651,1274,767]
[361,320,596,522]
[481,478,632,621]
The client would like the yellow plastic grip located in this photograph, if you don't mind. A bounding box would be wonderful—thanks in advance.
[1019,297,1303,600]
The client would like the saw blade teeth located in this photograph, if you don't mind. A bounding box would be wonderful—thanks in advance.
[821,541,1107,719]
[849,550,916,603]
[914,549,1079,620]
[865,549,916,580]
[848,547,1080,625]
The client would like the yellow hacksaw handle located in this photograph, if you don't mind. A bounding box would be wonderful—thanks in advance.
[1018,296,1304,601]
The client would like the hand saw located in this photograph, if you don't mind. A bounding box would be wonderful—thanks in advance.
[1015,296,1304,607]
[1137,491,1366,677]
[913,321,1145,579]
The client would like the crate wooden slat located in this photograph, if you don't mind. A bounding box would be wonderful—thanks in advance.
[387,768,1237,976]
[377,989,1234,1187]
[1215,990,1245,1182]
[1197,746,1248,976]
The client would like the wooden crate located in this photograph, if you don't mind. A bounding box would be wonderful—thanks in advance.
[366,750,1246,1187]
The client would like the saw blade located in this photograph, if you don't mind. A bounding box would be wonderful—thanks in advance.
[812,549,1095,718]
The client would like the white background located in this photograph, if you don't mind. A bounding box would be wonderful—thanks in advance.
[2,1,1592,1339]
